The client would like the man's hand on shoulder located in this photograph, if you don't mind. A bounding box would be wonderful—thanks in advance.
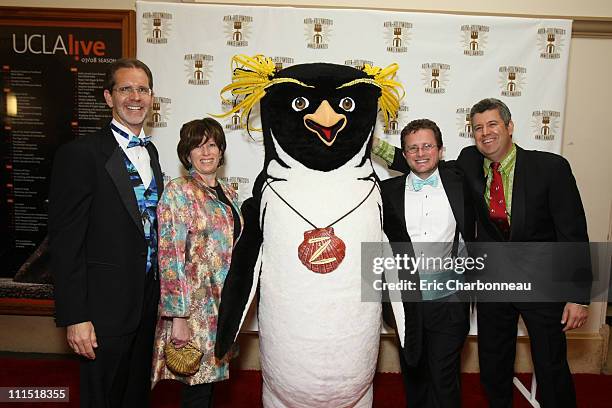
[67,321,98,359]
[561,302,588,332]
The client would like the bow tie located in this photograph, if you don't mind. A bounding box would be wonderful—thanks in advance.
[412,174,439,191]
[127,136,151,148]
[111,123,151,148]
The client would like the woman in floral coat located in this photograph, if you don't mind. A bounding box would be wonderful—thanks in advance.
[151,118,242,407]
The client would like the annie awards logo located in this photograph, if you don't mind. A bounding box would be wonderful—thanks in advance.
[184,54,213,85]
[224,15,253,47]
[531,110,560,141]
[272,56,295,71]
[142,12,172,44]
[461,25,489,56]
[219,176,251,202]
[304,18,333,49]
[499,66,526,97]
[456,107,474,138]
[537,28,566,59]
[344,59,374,70]
[422,63,450,94]
[147,96,171,128]
[382,105,410,135]
[221,97,246,131]
[384,21,412,53]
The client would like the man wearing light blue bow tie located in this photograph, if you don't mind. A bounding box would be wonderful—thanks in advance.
[49,58,163,408]
[380,119,475,408]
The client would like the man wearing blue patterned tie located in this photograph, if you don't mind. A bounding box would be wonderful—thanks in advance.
[49,58,163,408]
[380,119,475,408]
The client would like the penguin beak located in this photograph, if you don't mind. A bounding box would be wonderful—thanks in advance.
[303,100,347,146]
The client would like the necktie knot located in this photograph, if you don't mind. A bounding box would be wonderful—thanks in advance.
[488,161,509,238]
[412,174,438,192]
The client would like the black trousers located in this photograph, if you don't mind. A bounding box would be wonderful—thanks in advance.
[477,302,576,408]
[399,299,470,408]
[181,382,214,408]
[79,272,160,408]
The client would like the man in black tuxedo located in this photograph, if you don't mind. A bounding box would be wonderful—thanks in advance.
[380,119,475,408]
[49,58,163,408]
[377,98,590,407]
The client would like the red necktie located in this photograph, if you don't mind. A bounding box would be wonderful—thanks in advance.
[489,162,510,238]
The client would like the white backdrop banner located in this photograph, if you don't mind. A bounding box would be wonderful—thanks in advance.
[136,1,571,202]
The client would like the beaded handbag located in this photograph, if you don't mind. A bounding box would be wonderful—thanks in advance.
[164,341,203,376]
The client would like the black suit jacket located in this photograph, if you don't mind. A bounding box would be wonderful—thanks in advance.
[390,145,588,242]
[389,144,591,302]
[49,126,164,336]
[380,161,475,365]
[456,145,588,243]
[458,145,591,303]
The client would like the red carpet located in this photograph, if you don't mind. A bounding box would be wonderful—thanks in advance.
[1,356,611,407]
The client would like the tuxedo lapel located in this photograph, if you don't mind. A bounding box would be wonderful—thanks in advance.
[102,128,145,237]
[391,175,408,240]
[473,162,490,228]
[439,164,463,231]
[147,143,164,195]
[391,175,420,366]
[508,146,526,241]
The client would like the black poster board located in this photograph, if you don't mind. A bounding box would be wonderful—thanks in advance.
[0,8,135,282]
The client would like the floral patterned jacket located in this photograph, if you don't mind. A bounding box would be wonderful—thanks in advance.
[152,172,242,386]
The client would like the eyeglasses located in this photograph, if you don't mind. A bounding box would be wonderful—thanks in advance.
[113,86,152,96]
[404,143,439,155]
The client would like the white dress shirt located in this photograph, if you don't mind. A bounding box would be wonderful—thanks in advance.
[404,169,457,254]
[110,119,153,187]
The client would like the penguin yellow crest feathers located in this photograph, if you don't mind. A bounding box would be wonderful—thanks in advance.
[214,54,404,132]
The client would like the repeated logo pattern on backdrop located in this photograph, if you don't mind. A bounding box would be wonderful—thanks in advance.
[461,24,489,56]
[304,18,333,49]
[531,110,560,141]
[456,107,475,139]
[538,27,566,59]
[384,21,412,53]
[184,54,213,86]
[142,11,172,44]
[224,15,252,47]
[136,1,572,201]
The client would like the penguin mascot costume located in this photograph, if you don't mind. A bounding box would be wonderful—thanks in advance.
[215,55,404,407]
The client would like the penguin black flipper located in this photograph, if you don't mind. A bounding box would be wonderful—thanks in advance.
[215,189,263,359]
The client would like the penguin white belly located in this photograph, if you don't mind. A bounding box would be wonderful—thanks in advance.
[258,162,383,408]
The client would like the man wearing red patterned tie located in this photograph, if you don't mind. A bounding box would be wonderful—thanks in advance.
[458,98,590,408]
[374,98,591,408]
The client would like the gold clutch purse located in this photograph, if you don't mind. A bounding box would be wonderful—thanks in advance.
[164,341,203,376]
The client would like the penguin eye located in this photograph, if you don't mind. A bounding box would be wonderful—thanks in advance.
[339,97,355,112]
[291,97,309,111]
